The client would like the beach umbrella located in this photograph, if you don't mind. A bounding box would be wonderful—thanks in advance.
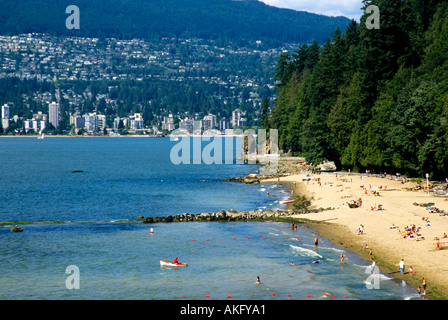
[370,187,381,191]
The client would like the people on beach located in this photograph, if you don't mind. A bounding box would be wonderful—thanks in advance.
[399,259,405,275]
[398,223,425,241]
[417,286,422,298]
[370,260,376,274]
[409,266,414,276]
[369,248,373,261]
[358,224,364,235]
[422,277,427,295]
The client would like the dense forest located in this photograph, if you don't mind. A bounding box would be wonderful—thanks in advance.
[0,0,350,47]
[268,0,448,179]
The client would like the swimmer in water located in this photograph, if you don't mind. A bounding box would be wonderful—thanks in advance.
[256,276,261,284]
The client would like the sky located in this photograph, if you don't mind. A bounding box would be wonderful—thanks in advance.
[259,0,365,21]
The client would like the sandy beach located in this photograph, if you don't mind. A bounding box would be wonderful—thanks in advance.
[263,172,448,299]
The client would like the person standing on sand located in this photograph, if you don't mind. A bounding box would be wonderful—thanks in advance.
[399,259,405,275]
[369,248,373,261]
[358,224,364,235]
[370,260,376,274]
[422,277,427,295]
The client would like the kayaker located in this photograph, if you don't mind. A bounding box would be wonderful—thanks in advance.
[173,257,179,264]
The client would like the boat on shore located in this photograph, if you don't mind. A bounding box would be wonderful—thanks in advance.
[279,199,295,204]
[160,260,188,267]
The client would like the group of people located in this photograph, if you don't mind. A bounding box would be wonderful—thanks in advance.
[347,198,362,208]
[370,203,384,211]
[399,223,425,241]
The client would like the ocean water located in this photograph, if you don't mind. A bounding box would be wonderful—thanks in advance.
[0,137,419,300]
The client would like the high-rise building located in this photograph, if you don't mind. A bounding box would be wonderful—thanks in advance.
[97,114,107,131]
[232,109,242,127]
[49,102,60,128]
[84,113,99,132]
[2,104,10,129]
[113,117,123,129]
[204,114,217,129]
[1,104,10,119]
[130,113,144,130]
[220,117,231,130]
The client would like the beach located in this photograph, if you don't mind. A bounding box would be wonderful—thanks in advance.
[262,171,448,299]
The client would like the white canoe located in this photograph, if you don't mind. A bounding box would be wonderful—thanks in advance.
[160,260,188,267]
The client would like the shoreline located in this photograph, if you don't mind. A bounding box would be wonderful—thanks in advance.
[0,134,247,138]
[262,170,448,300]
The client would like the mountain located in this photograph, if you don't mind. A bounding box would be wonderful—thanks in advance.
[0,0,351,45]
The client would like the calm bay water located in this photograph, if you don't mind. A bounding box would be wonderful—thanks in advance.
[0,137,418,300]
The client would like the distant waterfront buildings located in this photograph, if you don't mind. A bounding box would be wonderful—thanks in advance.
[84,113,105,132]
[70,114,85,128]
[8,104,246,136]
[162,114,175,131]
[113,113,144,131]
[24,119,46,132]
[231,109,247,127]
[179,117,194,133]
[48,102,60,128]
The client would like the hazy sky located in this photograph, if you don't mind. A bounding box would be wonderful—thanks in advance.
[260,0,364,21]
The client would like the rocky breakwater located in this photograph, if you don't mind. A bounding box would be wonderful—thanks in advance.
[141,208,296,224]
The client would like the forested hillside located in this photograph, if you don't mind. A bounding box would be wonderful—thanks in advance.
[269,0,448,179]
[0,0,350,46]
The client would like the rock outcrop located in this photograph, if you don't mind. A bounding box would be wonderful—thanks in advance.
[10,225,24,232]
